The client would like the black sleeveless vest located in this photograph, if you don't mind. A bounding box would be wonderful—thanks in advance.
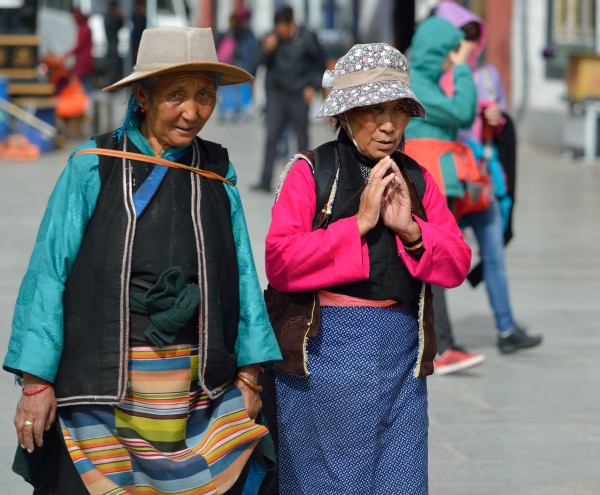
[56,133,239,405]
[318,134,425,304]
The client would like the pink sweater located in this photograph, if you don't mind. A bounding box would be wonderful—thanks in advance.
[265,159,471,293]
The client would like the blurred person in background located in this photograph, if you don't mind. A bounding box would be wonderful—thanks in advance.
[433,3,541,370]
[104,0,124,86]
[265,42,471,494]
[403,15,484,374]
[252,5,326,193]
[131,0,147,62]
[435,1,519,274]
[65,8,94,94]
[216,6,259,121]
[405,14,541,377]
[4,26,281,495]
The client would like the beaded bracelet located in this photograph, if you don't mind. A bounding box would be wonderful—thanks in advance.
[236,373,264,392]
[22,384,51,396]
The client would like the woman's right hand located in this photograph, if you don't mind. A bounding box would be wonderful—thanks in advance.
[14,374,57,453]
[448,39,477,66]
[355,156,397,236]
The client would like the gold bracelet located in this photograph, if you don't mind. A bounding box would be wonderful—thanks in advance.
[236,372,263,392]
[404,241,424,252]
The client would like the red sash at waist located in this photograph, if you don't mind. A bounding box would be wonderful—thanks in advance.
[319,289,398,308]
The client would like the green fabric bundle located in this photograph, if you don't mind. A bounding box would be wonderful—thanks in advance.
[130,266,200,347]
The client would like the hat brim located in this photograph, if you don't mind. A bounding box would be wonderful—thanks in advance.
[317,80,426,119]
[103,61,253,91]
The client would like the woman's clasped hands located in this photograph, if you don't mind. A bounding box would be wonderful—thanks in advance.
[355,155,421,244]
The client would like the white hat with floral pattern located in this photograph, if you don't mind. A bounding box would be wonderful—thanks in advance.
[317,43,426,119]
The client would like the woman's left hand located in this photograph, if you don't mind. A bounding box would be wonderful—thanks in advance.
[235,366,262,420]
[380,161,421,243]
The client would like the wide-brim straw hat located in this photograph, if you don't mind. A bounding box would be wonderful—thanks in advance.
[104,27,253,91]
[317,43,426,119]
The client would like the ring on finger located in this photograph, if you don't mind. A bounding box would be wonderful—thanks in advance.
[365,178,373,186]
[390,181,397,189]
[23,420,34,427]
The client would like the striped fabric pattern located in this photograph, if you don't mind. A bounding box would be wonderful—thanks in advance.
[59,344,267,495]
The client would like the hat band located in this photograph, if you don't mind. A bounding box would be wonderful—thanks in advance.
[332,67,410,90]
[133,62,200,71]
[131,63,220,83]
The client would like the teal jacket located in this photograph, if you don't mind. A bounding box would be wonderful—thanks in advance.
[4,124,282,384]
[405,16,477,142]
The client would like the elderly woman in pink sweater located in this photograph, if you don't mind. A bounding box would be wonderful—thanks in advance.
[264,43,471,495]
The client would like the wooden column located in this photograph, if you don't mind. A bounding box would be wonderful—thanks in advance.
[485,0,513,104]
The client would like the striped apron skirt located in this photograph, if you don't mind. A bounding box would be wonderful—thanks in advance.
[57,344,267,495]
[275,305,429,495]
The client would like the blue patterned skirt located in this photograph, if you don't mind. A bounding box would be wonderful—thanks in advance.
[275,305,428,494]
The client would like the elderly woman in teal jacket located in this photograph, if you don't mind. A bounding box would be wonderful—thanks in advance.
[4,26,281,495]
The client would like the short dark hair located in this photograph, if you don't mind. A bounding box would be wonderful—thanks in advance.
[461,21,481,42]
[274,6,294,25]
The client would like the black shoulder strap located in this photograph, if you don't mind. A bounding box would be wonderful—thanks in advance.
[313,141,338,218]
[298,141,338,230]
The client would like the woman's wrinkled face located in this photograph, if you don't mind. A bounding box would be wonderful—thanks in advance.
[135,72,217,151]
[345,99,411,160]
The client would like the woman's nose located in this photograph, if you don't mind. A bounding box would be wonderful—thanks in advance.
[379,114,396,132]
[181,99,200,120]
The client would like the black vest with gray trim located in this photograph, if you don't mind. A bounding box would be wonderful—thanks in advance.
[55,133,239,406]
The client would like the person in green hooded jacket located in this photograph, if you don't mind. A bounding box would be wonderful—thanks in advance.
[404,16,487,374]
[404,15,478,197]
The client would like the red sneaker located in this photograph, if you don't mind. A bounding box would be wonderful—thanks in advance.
[433,347,485,376]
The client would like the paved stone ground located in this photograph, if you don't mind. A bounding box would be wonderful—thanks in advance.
[0,113,599,494]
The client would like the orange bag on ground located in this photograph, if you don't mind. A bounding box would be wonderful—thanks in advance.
[55,78,88,119]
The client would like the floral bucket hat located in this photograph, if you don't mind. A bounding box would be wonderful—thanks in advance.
[317,43,426,119]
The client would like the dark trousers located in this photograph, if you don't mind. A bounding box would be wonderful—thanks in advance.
[432,284,455,354]
[258,370,279,494]
[31,422,89,495]
[258,91,310,189]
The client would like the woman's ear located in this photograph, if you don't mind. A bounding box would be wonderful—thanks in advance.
[133,84,146,107]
